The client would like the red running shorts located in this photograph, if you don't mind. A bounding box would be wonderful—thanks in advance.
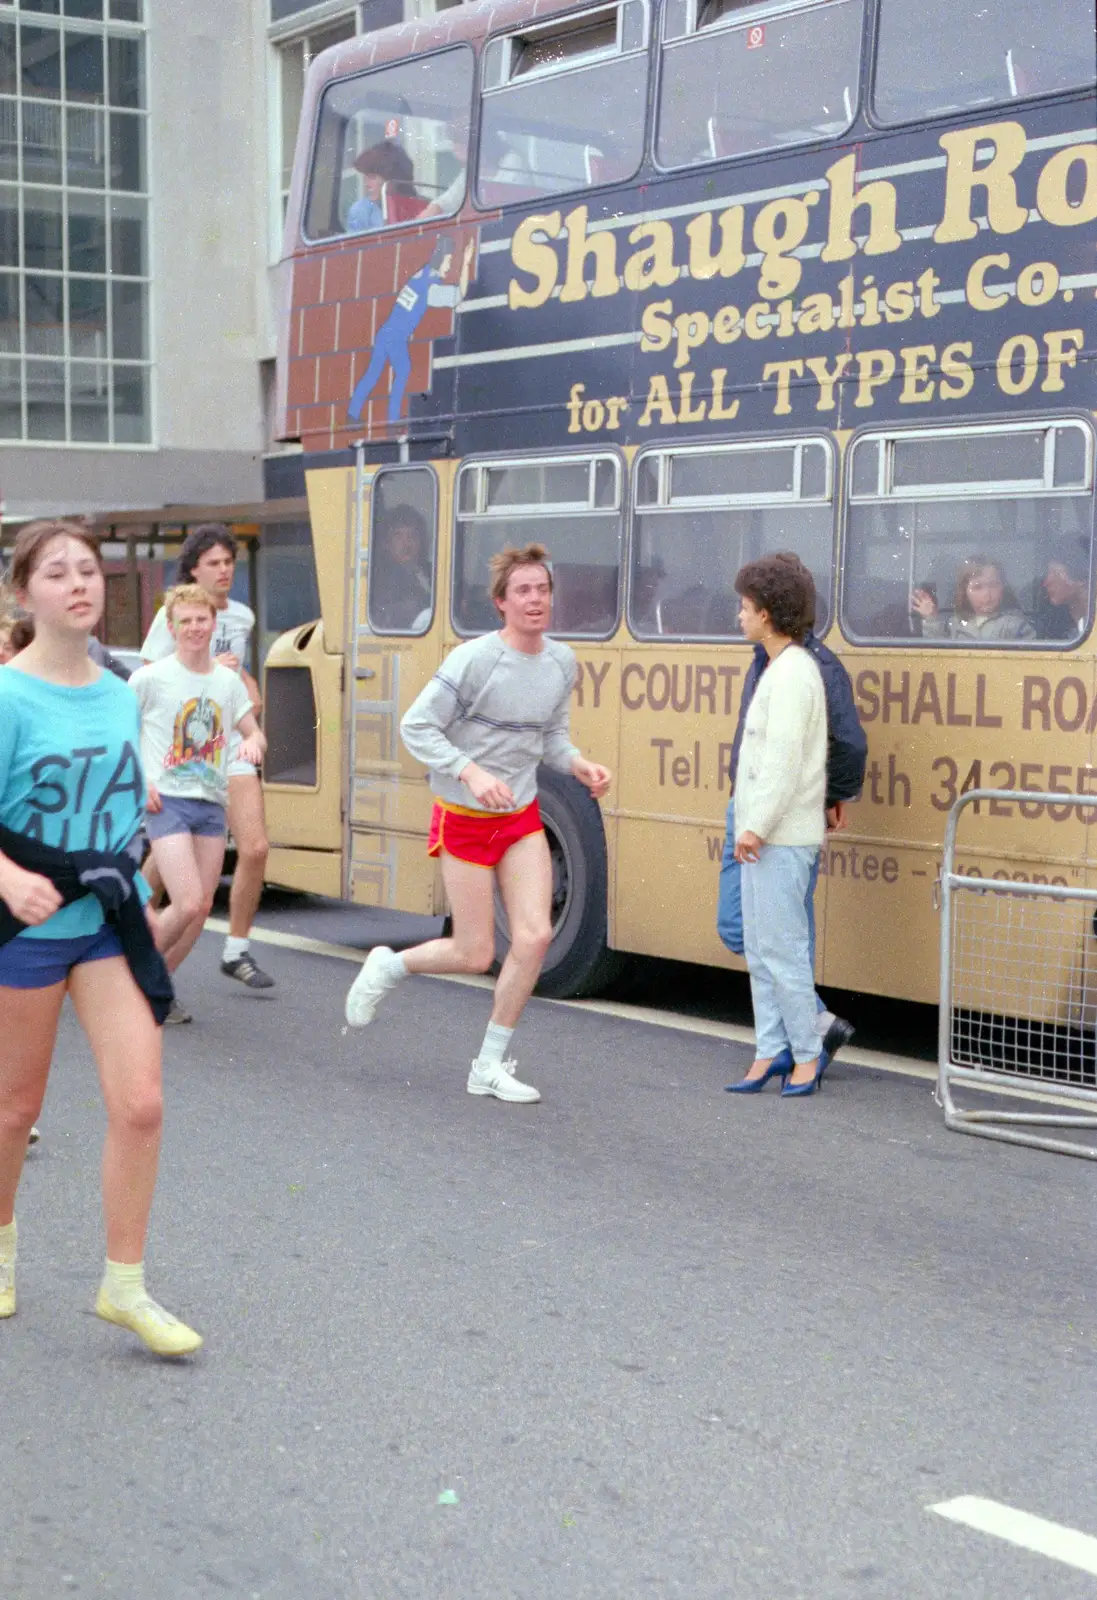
[427,798,543,868]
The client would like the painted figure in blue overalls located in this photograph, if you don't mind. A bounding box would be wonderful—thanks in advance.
[347,234,475,427]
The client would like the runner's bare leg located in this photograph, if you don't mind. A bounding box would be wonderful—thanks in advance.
[226,772,268,940]
[401,853,496,976]
[488,830,552,1027]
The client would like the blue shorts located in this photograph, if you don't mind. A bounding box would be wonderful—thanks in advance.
[146,796,227,840]
[0,925,124,990]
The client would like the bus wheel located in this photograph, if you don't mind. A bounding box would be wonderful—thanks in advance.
[492,767,626,1000]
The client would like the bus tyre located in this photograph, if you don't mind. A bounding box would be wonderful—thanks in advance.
[493,766,626,1000]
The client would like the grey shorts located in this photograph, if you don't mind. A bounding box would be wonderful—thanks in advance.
[146,795,227,840]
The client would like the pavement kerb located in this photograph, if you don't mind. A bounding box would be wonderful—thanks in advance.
[204,916,1096,1113]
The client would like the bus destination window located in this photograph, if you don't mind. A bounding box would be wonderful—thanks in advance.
[656,0,862,170]
[873,0,1097,125]
[305,47,474,241]
[477,1,648,207]
[368,468,438,636]
[453,456,622,638]
[629,439,834,640]
[841,422,1096,647]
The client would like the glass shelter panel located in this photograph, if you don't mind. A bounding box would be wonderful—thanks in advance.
[841,424,1096,646]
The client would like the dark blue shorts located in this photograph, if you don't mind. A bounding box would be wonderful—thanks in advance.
[0,925,124,990]
[146,795,227,840]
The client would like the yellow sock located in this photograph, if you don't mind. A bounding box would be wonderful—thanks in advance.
[102,1259,145,1310]
[0,1220,14,1262]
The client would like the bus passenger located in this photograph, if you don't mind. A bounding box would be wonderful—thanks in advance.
[420,124,468,220]
[1039,549,1088,640]
[0,520,200,1356]
[344,543,612,1104]
[725,555,829,1098]
[911,559,1036,641]
[718,553,864,1077]
[347,141,423,232]
[371,505,433,630]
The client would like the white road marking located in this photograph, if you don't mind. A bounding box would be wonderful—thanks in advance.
[929,1497,1097,1577]
[204,917,1093,1109]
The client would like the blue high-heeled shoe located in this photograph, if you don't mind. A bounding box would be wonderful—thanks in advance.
[725,1047,793,1093]
[780,1054,827,1098]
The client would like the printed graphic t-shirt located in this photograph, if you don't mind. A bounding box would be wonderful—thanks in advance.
[0,666,147,940]
[129,657,252,806]
[141,598,255,670]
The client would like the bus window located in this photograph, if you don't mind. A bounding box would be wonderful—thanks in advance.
[629,439,834,640]
[305,48,474,241]
[656,0,861,171]
[453,455,622,638]
[478,2,647,207]
[368,467,437,635]
[874,0,1096,124]
[841,422,1096,646]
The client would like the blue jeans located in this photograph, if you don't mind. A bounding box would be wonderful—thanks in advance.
[740,842,821,1064]
[347,323,414,425]
[717,798,825,1009]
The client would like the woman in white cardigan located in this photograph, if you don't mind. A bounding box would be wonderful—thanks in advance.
[727,555,829,1098]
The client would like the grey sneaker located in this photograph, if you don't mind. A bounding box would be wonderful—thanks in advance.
[27,1126,40,1147]
[466,1058,540,1103]
[164,999,193,1026]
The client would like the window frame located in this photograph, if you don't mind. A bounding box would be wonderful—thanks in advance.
[653,0,862,174]
[366,462,439,639]
[867,0,1097,131]
[628,434,837,643]
[300,40,475,246]
[839,416,1097,652]
[475,0,649,209]
[452,449,625,641]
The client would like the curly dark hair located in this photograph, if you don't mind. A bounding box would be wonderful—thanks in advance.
[735,554,815,642]
[176,523,237,584]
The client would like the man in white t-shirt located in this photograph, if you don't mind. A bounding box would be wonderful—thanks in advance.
[131,585,266,982]
[141,524,275,996]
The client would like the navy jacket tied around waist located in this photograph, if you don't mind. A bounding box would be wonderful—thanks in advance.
[0,824,173,1025]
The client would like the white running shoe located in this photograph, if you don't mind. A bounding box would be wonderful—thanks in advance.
[466,1058,541,1103]
[27,1126,40,1147]
[345,946,398,1028]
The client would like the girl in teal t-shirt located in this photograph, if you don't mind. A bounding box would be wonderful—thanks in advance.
[0,521,202,1358]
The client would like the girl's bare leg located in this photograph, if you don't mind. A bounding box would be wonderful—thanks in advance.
[0,980,65,1227]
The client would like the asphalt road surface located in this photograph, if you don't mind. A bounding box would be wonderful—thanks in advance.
[4,910,1095,1599]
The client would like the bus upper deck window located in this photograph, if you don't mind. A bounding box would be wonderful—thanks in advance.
[477,2,647,208]
[656,0,862,171]
[874,0,1095,124]
[304,47,474,242]
[841,422,1096,648]
[453,455,623,639]
[628,439,835,641]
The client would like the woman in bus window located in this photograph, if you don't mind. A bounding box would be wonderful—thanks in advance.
[347,140,423,232]
[0,520,201,1358]
[1039,548,1089,640]
[372,505,433,630]
[912,558,1035,641]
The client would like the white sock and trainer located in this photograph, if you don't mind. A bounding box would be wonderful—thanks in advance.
[0,1219,16,1318]
[345,946,407,1027]
[95,1259,203,1357]
[468,1021,540,1103]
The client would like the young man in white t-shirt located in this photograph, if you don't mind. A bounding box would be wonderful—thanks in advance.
[131,586,265,980]
[141,524,275,994]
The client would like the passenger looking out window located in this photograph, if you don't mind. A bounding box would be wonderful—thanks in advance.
[420,123,468,220]
[346,140,424,233]
[911,559,1036,642]
[1039,548,1090,641]
[370,505,434,632]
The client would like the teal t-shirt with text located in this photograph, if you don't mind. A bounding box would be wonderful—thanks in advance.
[0,666,146,940]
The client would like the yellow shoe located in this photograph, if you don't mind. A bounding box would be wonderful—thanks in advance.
[0,1260,13,1319]
[95,1288,202,1356]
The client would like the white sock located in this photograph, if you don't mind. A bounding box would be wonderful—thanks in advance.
[0,1220,15,1262]
[478,1021,514,1066]
[223,936,249,964]
[815,1009,835,1037]
[102,1259,147,1310]
[375,949,408,987]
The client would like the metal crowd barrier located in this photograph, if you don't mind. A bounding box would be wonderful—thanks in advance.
[938,790,1097,1160]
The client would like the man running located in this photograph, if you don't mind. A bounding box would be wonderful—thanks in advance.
[344,544,611,1103]
[141,524,275,999]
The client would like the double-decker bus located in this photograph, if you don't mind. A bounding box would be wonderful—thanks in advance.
[260,0,1097,1007]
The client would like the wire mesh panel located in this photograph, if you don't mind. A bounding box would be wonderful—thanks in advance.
[938,790,1097,1159]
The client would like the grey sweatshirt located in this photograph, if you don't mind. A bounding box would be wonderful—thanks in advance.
[400,632,580,810]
